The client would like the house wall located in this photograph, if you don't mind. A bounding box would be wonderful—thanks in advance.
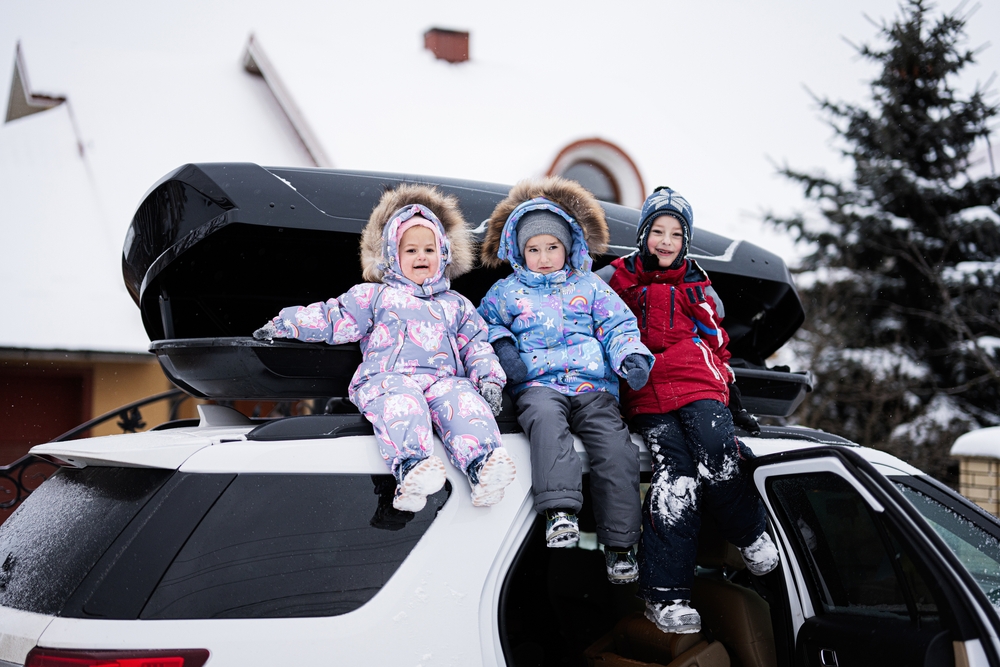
[956,456,1000,516]
[0,348,319,525]
[90,359,185,436]
[0,350,201,465]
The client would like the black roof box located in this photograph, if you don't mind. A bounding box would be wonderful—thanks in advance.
[124,163,808,415]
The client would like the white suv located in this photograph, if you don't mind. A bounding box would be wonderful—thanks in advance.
[1,409,998,666]
[0,165,997,667]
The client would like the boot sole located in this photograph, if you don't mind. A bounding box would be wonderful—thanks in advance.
[393,456,447,512]
[546,530,580,548]
[471,448,516,507]
[646,609,701,635]
[607,570,639,584]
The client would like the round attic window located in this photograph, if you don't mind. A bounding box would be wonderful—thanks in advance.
[561,161,618,203]
[549,138,645,208]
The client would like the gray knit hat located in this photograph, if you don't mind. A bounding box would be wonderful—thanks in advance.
[517,209,573,257]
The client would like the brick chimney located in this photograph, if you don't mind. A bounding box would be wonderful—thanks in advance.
[424,28,470,64]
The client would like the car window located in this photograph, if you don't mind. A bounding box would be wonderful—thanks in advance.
[0,467,172,615]
[896,483,1000,609]
[768,472,943,622]
[141,473,450,619]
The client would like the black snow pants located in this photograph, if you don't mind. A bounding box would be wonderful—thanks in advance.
[516,386,641,548]
[633,399,765,603]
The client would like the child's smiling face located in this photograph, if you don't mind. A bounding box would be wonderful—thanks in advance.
[646,215,685,268]
[523,234,566,275]
[398,222,440,285]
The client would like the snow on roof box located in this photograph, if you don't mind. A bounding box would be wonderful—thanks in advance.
[123,163,807,407]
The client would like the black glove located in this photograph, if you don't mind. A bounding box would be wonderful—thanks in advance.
[493,338,528,384]
[728,382,760,435]
[621,354,651,390]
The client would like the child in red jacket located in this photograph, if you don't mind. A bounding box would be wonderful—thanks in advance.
[608,186,779,635]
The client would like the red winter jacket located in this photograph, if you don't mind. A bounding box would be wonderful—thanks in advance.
[608,255,733,419]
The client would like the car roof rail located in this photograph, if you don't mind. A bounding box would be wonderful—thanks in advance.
[246,414,375,441]
[747,425,858,446]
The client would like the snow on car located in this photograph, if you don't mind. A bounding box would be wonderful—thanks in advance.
[0,165,997,667]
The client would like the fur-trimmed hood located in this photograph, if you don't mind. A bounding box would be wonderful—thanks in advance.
[360,184,474,291]
[480,177,609,273]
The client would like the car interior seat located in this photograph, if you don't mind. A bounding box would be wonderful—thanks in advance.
[690,519,777,667]
[583,612,730,667]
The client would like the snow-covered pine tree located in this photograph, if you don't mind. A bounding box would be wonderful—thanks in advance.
[770,0,1000,481]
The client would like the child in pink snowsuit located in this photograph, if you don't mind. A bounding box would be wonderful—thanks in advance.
[255,184,516,512]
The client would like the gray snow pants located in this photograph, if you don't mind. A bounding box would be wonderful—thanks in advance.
[515,386,641,548]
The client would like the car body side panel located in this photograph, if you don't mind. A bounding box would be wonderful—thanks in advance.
[33,435,536,667]
[0,607,53,665]
[478,487,537,666]
[29,429,230,470]
[177,433,388,474]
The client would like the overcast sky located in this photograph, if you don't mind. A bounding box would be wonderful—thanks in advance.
[2,0,998,265]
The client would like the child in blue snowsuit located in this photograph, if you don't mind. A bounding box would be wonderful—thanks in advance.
[255,184,516,512]
[477,176,654,583]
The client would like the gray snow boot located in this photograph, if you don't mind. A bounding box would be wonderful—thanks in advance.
[544,510,579,548]
[605,545,638,584]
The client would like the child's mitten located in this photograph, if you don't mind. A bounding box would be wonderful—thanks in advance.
[480,382,503,416]
[621,354,650,390]
[728,382,761,435]
[253,321,278,340]
[492,338,528,384]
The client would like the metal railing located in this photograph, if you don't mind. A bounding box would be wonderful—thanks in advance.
[0,388,189,522]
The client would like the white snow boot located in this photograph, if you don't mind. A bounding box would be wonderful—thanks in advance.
[739,531,780,576]
[468,447,516,507]
[392,456,447,512]
[645,599,702,634]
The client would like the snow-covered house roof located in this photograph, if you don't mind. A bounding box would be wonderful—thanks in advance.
[2,0,998,354]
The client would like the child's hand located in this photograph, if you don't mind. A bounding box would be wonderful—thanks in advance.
[253,321,277,341]
[731,408,761,436]
[621,354,650,390]
[492,338,528,384]
[728,382,761,435]
[480,382,503,416]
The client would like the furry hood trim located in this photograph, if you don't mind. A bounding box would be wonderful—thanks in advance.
[479,177,609,269]
[360,183,474,283]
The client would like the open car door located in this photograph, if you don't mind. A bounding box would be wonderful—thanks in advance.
[751,447,1000,667]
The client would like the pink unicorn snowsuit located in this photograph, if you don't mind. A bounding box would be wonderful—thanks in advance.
[265,186,506,478]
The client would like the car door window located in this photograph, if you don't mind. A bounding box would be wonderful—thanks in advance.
[768,472,942,621]
[896,482,1000,609]
[766,471,954,667]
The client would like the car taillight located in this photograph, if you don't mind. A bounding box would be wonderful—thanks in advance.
[24,648,210,667]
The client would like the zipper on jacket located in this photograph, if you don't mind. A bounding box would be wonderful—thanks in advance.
[640,288,648,329]
[669,286,675,329]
